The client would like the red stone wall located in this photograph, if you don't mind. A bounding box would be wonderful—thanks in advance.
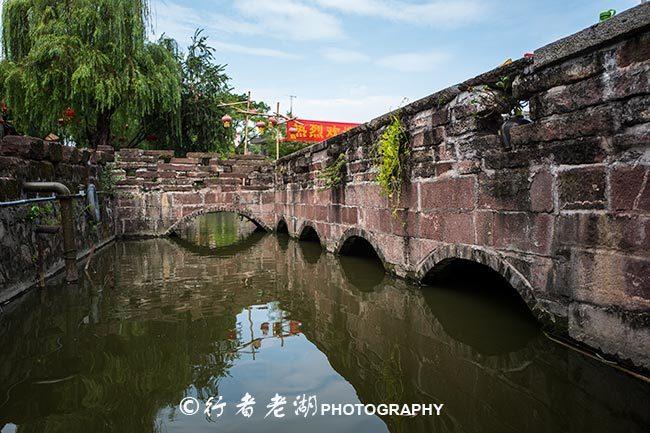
[113,150,275,236]
[275,9,650,371]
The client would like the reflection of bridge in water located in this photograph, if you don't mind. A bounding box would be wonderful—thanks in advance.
[0,234,648,433]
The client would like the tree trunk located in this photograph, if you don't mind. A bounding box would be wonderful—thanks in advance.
[91,108,113,149]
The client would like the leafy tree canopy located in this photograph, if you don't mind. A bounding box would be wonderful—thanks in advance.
[0,0,181,148]
[129,30,269,156]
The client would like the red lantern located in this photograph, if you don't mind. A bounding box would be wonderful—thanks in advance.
[256,120,266,134]
[64,107,76,119]
[221,114,232,128]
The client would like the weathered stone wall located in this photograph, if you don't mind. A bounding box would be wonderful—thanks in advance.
[0,136,116,303]
[113,149,275,236]
[274,5,650,371]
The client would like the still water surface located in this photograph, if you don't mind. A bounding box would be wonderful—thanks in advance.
[0,213,648,433]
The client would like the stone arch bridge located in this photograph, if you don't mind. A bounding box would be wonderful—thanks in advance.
[114,6,650,372]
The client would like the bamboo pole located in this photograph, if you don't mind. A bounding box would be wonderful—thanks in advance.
[275,102,280,161]
[243,91,251,155]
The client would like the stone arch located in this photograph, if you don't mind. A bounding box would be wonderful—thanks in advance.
[297,221,322,244]
[415,244,552,326]
[335,228,389,270]
[276,217,289,233]
[164,205,270,236]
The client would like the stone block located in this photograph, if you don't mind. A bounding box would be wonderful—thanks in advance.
[557,248,650,309]
[616,31,650,67]
[530,169,554,212]
[476,210,554,255]
[420,176,475,211]
[622,95,650,126]
[172,193,202,205]
[558,166,607,210]
[610,165,649,211]
[509,104,619,146]
[418,211,474,244]
[612,123,650,150]
[478,170,531,211]
[556,213,649,254]
[568,303,650,371]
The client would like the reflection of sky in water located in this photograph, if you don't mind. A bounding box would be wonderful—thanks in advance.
[158,303,388,433]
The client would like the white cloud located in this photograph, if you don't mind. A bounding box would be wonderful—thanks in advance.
[210,40,299,59]
[150,1,298,58]
[295,94,403,122]
[311,0,485,27]
[234,0,345,41]
[377,50,449,72]
[322,47,370,63]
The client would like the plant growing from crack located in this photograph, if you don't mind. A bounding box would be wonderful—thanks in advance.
[26,203,57,225]
[317,153,347,190]
[375,115,409,213]
[469,75,526,118]
[99,165,119,195]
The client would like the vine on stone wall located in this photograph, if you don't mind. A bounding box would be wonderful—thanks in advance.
[375,115,409,213]
[318,153,347,190]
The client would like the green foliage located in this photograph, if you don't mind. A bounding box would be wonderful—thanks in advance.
[98,165,118,195]
[0,0,181,148]
[125,30,272,156]
[375,115,409,212]
[469,75,525,118]
[26,202,55,223]
[318,153,347,190]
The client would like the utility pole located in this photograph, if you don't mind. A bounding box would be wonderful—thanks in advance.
[288,95,297,116]
[244,91,251,155]
[275,102,281,161]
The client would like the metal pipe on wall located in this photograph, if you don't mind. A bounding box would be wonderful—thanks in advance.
[22,182,79,283]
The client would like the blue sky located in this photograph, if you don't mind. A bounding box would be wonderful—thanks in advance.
[152,0,639,122]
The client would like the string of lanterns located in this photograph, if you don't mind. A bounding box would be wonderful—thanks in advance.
[219,92,301,159]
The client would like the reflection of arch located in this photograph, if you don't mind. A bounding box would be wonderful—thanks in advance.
[415,244,551,326]
[165,205,270,235]
[335,228,388,270]
[297,221,321,244]
[276,218,289,234]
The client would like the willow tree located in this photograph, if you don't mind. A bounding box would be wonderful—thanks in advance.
[0,0,181,148]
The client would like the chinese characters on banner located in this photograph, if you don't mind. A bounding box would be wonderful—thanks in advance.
[285,119,360,142]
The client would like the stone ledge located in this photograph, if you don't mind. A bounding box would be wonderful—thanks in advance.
[534,2,650,69]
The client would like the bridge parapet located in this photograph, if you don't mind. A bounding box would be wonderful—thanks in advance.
[113,149,275,236]
[275,4,650,371]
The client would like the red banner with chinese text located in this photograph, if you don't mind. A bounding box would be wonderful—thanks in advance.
[284,119,360,142]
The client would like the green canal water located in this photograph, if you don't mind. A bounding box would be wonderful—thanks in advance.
[0,213,648,433]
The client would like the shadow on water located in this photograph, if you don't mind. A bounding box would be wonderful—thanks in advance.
[421,258,540,355]
[276,232,290,250]
[338,235,386,291]
[339,257,385,292]
[298,241,322,264]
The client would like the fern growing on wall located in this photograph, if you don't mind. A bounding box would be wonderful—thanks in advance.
[375,115,409,212]
[318,153,347,190]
